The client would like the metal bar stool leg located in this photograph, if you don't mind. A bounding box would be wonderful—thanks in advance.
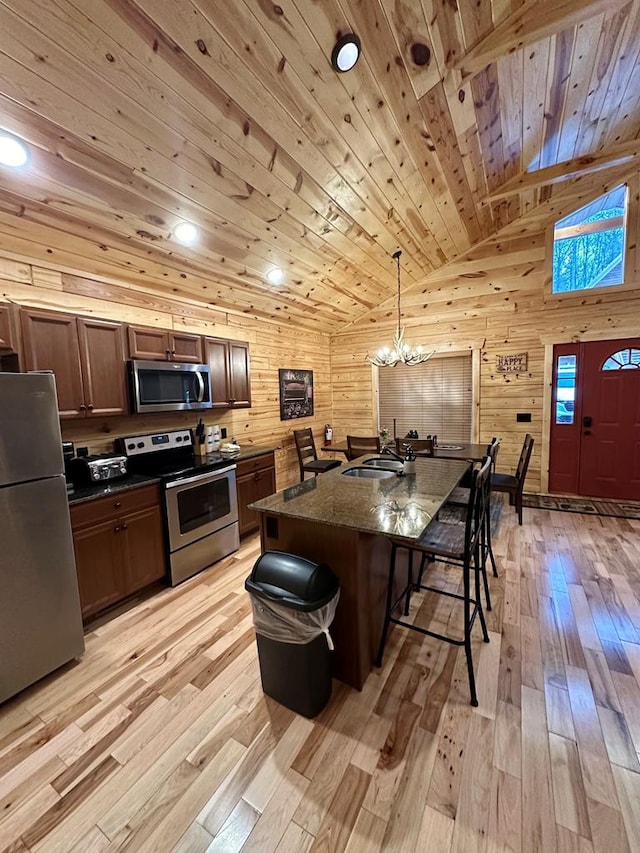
[485,504,498,577]
[463,558,479,707]
[479,521,493,612]
[474,540,490,644]
[404,548,413,616]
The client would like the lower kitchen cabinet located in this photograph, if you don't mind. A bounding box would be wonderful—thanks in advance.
[236,452,276,537]
[70,484,166,620]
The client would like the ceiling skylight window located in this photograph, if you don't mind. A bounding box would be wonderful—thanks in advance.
[0,134,29,168]
[173,221,198,246]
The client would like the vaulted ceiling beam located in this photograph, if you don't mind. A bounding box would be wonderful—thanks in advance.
[484,140,640,202]
[455,0,629,78]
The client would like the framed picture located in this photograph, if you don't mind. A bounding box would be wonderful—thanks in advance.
[279,368,314,420]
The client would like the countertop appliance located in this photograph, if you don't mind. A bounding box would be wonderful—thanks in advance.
[115,429,239,585]
[0,372,84,704]
[68,453,128,486]
[128,359,213,414]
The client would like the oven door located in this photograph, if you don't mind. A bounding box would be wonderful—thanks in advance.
[164,466,238,552]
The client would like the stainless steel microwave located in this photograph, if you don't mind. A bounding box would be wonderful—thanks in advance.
[128,360,213,413]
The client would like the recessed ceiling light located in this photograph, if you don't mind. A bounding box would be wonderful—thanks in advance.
[266,267,284,285]
[173,221,198,246]
[0,134,29,168]
[331,34,361,72]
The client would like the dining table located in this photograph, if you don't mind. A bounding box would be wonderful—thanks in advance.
[321,440,490,463]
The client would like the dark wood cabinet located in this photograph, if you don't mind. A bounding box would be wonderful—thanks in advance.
[128,325,203,363]
[0,304,17,351]
[205,337,251,408]
[70,484,166,621]
[236,452,276,536]
[21,309,127,418]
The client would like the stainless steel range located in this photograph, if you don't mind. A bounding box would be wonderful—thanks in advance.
[116,429,239,585]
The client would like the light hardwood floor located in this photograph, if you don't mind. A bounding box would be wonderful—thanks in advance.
[1,502,640,852]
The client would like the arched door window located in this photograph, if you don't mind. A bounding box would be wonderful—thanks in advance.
[602,348,640,370]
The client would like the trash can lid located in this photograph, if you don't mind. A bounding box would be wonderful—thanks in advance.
[244,550,339,611]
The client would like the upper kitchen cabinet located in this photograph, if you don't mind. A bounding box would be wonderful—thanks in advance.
[21,309,127,418]
[128,325,203,363]
[0,304,18,351]
[204,337,251,408]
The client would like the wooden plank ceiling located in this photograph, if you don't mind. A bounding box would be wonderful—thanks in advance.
[0,0,639,332]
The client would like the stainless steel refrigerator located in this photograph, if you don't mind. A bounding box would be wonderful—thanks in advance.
[0,372,84,704]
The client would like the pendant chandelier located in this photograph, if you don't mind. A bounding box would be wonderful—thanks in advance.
[366,250,434,367]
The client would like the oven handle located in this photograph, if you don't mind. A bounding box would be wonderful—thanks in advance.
[165,464,237,490]
[195,370,205,403]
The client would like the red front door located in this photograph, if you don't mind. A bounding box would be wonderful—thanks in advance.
[549,338,640,500]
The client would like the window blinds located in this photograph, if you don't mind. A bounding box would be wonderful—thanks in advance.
[377,354,473,442]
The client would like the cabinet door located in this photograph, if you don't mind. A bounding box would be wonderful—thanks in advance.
[205,337,231,407]
[237,466,276,536]
[0,304,16,351]
[228,341,251,407]
[128,325,170,360]
[121,504,167,592]
[20,309,84,418]
[77,318,128,417]
[72,519,127,620]
[169,332,203,363]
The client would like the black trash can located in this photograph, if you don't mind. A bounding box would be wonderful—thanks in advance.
[245,551,340,718]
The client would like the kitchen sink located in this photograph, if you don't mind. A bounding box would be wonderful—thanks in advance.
[342,467,397,479]
[361,457,404,471]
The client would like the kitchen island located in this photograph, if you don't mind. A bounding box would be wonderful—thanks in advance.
[250,455,470,689]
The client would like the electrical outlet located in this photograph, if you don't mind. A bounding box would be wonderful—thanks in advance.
[220,427,227,439]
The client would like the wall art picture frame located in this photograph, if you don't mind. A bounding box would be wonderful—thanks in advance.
[279,368,314,420]
[496,352,528,373]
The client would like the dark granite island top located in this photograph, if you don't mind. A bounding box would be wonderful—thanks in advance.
[250,455,470,690]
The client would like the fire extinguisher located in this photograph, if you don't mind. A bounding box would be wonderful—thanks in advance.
[325,423,333,445]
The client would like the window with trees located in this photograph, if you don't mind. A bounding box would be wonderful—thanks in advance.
[552,185,628,294]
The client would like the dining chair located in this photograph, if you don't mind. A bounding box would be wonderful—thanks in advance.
[491,433,534,525]
[346,435,381,461]
[376,457,492,706]
[293,428,342,482]
[394,437,434,456]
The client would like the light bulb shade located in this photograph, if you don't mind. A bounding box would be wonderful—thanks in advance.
[266,267,284,284]
[173,221,198,245]
[331,34,361,72]
[0,134,29,168]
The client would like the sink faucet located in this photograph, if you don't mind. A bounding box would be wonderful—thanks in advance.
[381,446,404,463]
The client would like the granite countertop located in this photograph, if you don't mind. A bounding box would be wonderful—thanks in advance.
[68,445,276,505]
[68,473,161,505]
[249,454,470,541]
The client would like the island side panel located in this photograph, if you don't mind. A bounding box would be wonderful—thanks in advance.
[258,512,392,691]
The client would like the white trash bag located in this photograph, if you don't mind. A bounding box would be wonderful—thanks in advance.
[249,590,340,650]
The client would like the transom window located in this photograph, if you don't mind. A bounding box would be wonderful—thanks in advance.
[552,185,628,294]
[602,348,640,370]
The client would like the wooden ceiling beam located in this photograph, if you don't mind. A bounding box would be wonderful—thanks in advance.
[455,0,629,79]
[484,140,640,202]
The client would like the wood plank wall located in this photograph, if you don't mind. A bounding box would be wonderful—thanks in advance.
[330,232,640,493]
[0,255,332,489]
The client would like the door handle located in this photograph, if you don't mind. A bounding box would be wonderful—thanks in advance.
[583,415,592,436]
[195,370,205,403]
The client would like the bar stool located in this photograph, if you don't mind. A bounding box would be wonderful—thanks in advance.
[376,457,492,706]
[446,438,500,593]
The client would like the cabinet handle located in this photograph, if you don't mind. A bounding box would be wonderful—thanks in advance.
[114,501,122,508]
[79,403,86,411]
[121,522,128,530]
[254,473,262,481]
[114,525,121,533]
[87,403,94,410]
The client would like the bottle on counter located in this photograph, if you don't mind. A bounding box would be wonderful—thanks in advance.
[403,445,416,475]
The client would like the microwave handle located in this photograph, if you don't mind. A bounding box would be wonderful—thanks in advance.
[195,370,205,403]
